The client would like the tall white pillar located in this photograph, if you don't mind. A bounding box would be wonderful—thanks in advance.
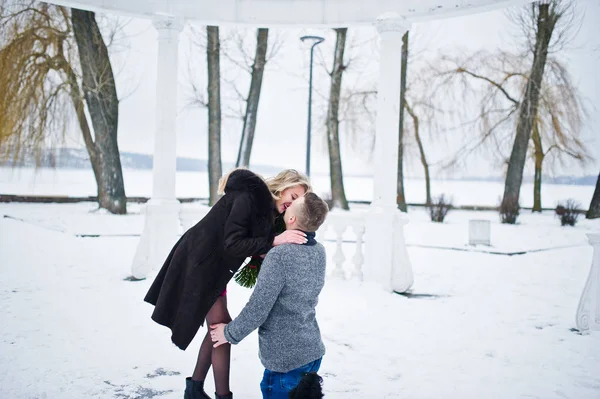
[364,13,414,293]
[132,16,184,279]
[575,233,600,333]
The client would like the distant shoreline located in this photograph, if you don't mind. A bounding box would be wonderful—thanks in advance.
[0,164,595,186]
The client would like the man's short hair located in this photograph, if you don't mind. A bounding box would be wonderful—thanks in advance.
[297,192,329,232]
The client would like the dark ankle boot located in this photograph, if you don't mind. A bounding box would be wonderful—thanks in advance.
[184,377,211,399]
[184,377,192,399]
[215,392,233,399]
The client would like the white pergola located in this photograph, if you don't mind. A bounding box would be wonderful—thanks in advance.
[45,1,552,288]
[42,0,600,333]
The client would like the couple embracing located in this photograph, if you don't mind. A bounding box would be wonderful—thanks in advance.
[144,168,329,399]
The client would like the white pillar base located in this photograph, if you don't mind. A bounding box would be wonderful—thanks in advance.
[575,233,600,333]
[365,206,413,292]
[132,199,181,279]
[391,210,413,292]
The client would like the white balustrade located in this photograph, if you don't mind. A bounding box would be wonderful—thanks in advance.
[320,210,368,280]
[178,206,371,283]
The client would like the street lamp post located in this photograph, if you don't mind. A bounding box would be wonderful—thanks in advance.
[300,35,324,178]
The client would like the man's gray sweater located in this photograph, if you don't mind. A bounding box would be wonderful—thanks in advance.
[224,241,326,373]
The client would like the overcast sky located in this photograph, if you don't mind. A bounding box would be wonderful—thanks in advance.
[62,0,600,178]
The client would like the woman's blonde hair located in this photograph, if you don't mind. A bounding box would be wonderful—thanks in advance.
[217,168,311,199]
[265,169,311,200]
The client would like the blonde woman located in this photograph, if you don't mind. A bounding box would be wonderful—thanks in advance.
[144,168,311,399]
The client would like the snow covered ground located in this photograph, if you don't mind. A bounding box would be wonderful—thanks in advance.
[1,200,600,399]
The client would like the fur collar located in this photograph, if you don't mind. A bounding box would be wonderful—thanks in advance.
[225,169,275,216]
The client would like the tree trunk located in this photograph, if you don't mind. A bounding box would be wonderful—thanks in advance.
[207,26,222,206]
[406,102,431,205]
[501,3,555,217]
[236,28,268,168]
[326,28,349,210]
[532,120,543,212]
[397,31,409,212]
[587,172,600,219]
[62,60,100,186]
[71,8,126,214]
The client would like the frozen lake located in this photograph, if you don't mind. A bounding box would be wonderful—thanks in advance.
[0,167,595,209]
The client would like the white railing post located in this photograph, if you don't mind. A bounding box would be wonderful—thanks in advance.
[351,222,365,280]
[576,233,600,334]
[331,223,347,279]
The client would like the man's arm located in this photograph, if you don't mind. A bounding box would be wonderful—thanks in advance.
[218,250,286,345]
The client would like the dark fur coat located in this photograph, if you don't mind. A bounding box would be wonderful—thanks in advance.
[144,169,276,350]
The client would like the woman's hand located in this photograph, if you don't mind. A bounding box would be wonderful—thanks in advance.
[273,230,307,246]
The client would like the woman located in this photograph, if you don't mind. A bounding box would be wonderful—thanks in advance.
[144,168,311,399]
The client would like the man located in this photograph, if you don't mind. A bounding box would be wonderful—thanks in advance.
[210,192,329,399]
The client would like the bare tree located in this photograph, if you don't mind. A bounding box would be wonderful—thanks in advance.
[501,1,561,218]
[439,54,587,211]
[432,2,585,216]
[405,100,431,205]
[0,2,127,213]
[187,27,281,177]
[206,26,222,206]
[187,27,281,203]
[326,28,349,210]
[340,29,441,209]
[235,28,268,168]
[71,8,126,214]
[397,31,409,211]
[587,172,600,219]
[339,30,438,209]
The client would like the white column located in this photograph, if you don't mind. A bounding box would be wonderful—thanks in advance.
[575,233,600,334]
[364,13,414,293]
[131,16,184,279]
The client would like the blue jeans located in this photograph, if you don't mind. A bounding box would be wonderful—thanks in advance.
[260,358,322,399]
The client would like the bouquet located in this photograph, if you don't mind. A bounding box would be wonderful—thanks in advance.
[234,213,286,288]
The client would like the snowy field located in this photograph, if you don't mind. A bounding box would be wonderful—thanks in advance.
[1,199,600,399]
[0,167,595,209]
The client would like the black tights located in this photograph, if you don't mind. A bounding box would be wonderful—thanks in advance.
[192,296,232,396]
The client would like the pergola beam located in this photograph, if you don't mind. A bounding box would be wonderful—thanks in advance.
[43,0,534,27]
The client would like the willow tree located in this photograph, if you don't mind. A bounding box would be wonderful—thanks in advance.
[0,1,127,213]
[436,51,586,213]
[433,1,585,218]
